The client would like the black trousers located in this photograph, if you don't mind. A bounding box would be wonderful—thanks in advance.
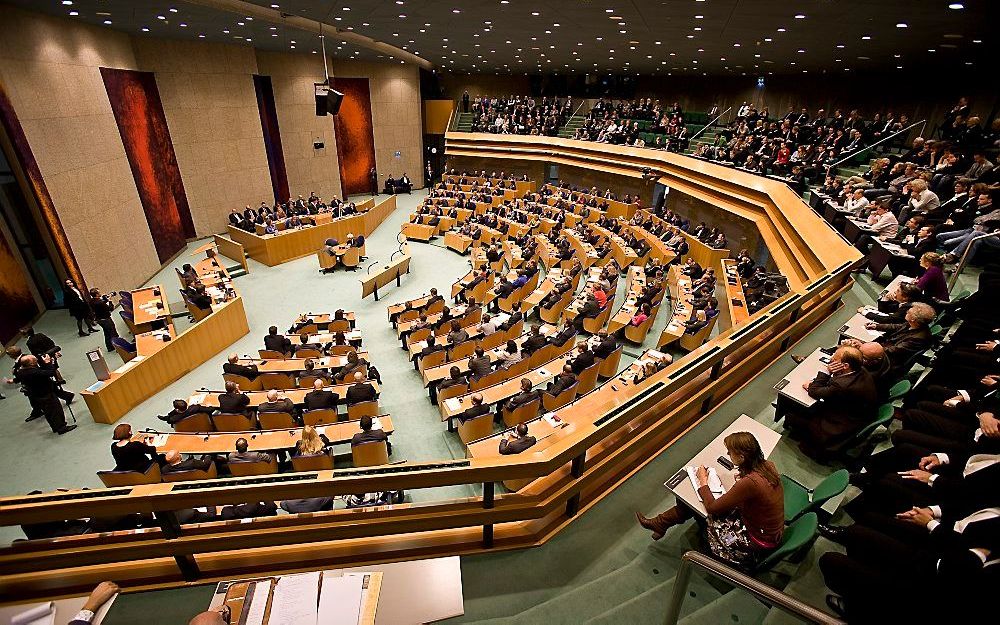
[96,317,119,352]
[33,394,67,432]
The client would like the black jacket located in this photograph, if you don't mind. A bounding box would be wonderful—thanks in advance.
[457,403,491,423]
[264,334,292,354]
[346,382,378,405]
[352,429,392,455]
[304,389,338,410]
[570,350,596,375]
[499,435,537,455]
[217,391,251,414]
[223,362,259,380]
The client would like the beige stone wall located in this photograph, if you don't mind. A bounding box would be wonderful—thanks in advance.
[254,51,342,203]
[0,5,159,291]
[133,39,272,235]
[333,60,424,189]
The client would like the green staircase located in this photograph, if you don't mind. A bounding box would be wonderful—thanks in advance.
[558,114,588,138]
[455,112,475,132]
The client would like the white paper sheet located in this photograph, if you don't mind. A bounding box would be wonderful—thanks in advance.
[317,574,363,625]
[268,571,320,625]
[244,579,272,625]
[11,602,54,625]
[686,466,725,501]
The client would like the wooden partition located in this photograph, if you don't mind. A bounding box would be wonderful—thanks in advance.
[212,235,248,275]
[81,297,250,424]
[227,196,395,266]
[0,135,861,600]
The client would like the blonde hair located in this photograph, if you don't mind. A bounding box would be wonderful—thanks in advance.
[298,425,325,455]
[909,179,928,193]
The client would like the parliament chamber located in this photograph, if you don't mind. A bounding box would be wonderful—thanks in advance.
[0,1,996,624]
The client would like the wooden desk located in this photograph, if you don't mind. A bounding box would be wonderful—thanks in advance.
[629,224,676,265]
[444,230,473,254]
[292,312,357,329]
[189,381,381,409]
[607,267,649,333]
[421,325,553,386]
[665,414,780,517]
[657,275,694,347]
[286,329,363,345]
[138,416,394,454]
[438,340,576,421]
[838,311,884,343]
[131,285,171,331]
[773,347,828,410]
[868,238,912,278]
[401,222,437,242]
[721,259,750,326]
[135,327,176,358]
[589,223,641,267]
[82,297,250,424]
[227,196,395,266]
[238,353,368,373]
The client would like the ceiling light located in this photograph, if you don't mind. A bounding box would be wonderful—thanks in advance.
[686,35,694,39]
[948,3,964,8]
[797,49,805,52]
[776,28,786,32]
[794,14,806,19]
[169,7,178,12]
[237,21,245,26]
[695,15,703,19]
[693,27,701,31]
[157,15,166,20]
[764,37,772,42]
[223,29,230,33]
[605,9,614,13]
[972,39,982,43]
[271,4,279,7]
[68,10,79,16]
[896,23,908,28]
[733,43,741,47]
[836,44,845,48]
[398,15,405,18]
[453,9,462,13]
[103,19,112,24]
[861,35,871,40]
[342,6,350,10]
[927,48,936,52]
[198,34,205,38]
[180,23,187,27]
[141,26,149,32]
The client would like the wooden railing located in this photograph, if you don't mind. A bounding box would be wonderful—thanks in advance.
[0,135,861,601]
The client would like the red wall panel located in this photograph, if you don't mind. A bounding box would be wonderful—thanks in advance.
[332,77,376,197]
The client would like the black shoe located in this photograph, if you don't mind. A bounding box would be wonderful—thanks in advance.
[88,327,99,333]
[25,413,42,422]
[56,424,77,435]
[825,594,847,618]
[58,390,75,405]
[848,471,869,487]
[790,354,805,364]
[818,523,848,544]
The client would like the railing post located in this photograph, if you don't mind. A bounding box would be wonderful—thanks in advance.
[154,510,202,581]
[663,554,692,625]
[565,452,586,517]
[482,481,495,548]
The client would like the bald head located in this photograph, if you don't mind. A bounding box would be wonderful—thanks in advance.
[858,342,885,363]
[164,450,181,464]
[353,372,364,383]
[313,378,324,390]
[266,389,278,401]
[228,353,238,364]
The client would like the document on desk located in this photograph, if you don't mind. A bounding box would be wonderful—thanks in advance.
[268,571,320,625]
[445,397,462,412]
[11,602,54,625]
[244,579,271,625]
[687,466,725,501]
[317,574,363,625]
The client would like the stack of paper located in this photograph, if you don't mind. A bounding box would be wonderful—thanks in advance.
[686,466,725,501]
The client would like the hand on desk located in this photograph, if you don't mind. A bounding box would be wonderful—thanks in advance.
[82,580,120,612]
[695,466,709,488]
[865,322,878,330]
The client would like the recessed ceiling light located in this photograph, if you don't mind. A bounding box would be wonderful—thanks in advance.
[896,23,908,28]
[972,39,982,43]
[733,43,741,47]
[68,9,79,15]
[198,33,205,38]
[237,21,245,26]
[686,35,694,39]
[836,44,845,48]
[141,26,149,32]
[157,15,166,20]
[693,27,702,31]
[764,37,772,42]
[62,0,72,4]
[862,35,871,40]
[223,29,230,34]
[776,28,786,32]
[169,7,178,12]
[454,8,462,13]
[342,6,350,10]
[180,23,187,27]
[948,3,964,8]
[695,15,703,19]
[271,3,279,7]
[103,19,112,24]
[927,48,936,52]
[794,14,806,19]
[797,49,805,53]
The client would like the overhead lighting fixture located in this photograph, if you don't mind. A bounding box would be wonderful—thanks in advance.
[948,3,964,8]
[169,7,178,12]
[776,28,786,32]
[794,14,806,19]
[103,19,112,24]
[861,35,871,40]
[896,23,908,28]
[157,15,166,20]
[69,10,79,15]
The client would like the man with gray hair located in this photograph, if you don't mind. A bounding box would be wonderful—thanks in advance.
[867,302,935,379]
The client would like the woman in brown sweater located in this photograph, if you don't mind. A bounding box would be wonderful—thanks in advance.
[636,432,784,554]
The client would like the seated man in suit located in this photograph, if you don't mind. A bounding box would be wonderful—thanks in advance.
[352,414,391,455]
[592,329,618,359]
[346,371,377,405]
[264,325,292,356]
[295,332,325,355]
[546,364,577,395]
[439,366,469,392]
[300,358,333,383]
[336,351,368,383]
[304,378,338,410]
[161,450,214,475]
[223,353,259,381]
[258,389,298,421]
[499,310,523,332]
[783,345,878,458]
[280,497,334,513]
[219,501,278,521]
[227,438,272,464]
[505,377,541,413]
[418,334,446,363]
[521,325,548,356]
[550,319,578,346]
[570,342,596,375]
[447,320,469,345]
[188,284,213,311]
[573,291,602,332]
[384,175,397,194]
[217,381,251,416]
[479,314,498,336]
[865,302,936,380]
[499,422,537,455]
[158,399,209,426]
[457,393,491,424]
[288,314,314,333]
[468,347,493,380]
[422,288,445,311]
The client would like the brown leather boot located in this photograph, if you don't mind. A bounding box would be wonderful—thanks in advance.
[635,508,682,540]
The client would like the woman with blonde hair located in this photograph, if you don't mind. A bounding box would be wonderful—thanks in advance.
[914,252,949,301]
[636,431,784,569]
[294,425,328,456]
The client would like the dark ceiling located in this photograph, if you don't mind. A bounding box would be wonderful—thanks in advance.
[9,1,996,76]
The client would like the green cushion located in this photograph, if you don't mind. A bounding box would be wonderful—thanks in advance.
[811,469,850,508]
[781,475,810,523]
[756,512,818,572]
[930,324,943,337]
[887,380,911,402]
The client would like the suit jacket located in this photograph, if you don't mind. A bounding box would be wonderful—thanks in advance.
[499,435,537,455]
[228,450,272,463]
[223,362,259,380]
[439,375,469,390]
[346,382,377,405]
[457,403,491,423]
[593,337,618,359]
[874,323,933,374]
[448,329,469,344]
[264,334,292,354]
[159,403,209,425]
[468,355,493,378]
[570,350,596,375]
[258,398,296,416]
[506,389,540,411]
[217,391,251,414]
[576,299,601,319]
[801,369,878,445]
[304,389,338,410]
[14,365,60,398]
[25,333,58,357]
[522,334,548,354]
[219,501,278,521]
[352,429,391,455]
[280,498,334,513]
[547,373,577,395]
[162,456,213,475]
[550,326,577,346]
